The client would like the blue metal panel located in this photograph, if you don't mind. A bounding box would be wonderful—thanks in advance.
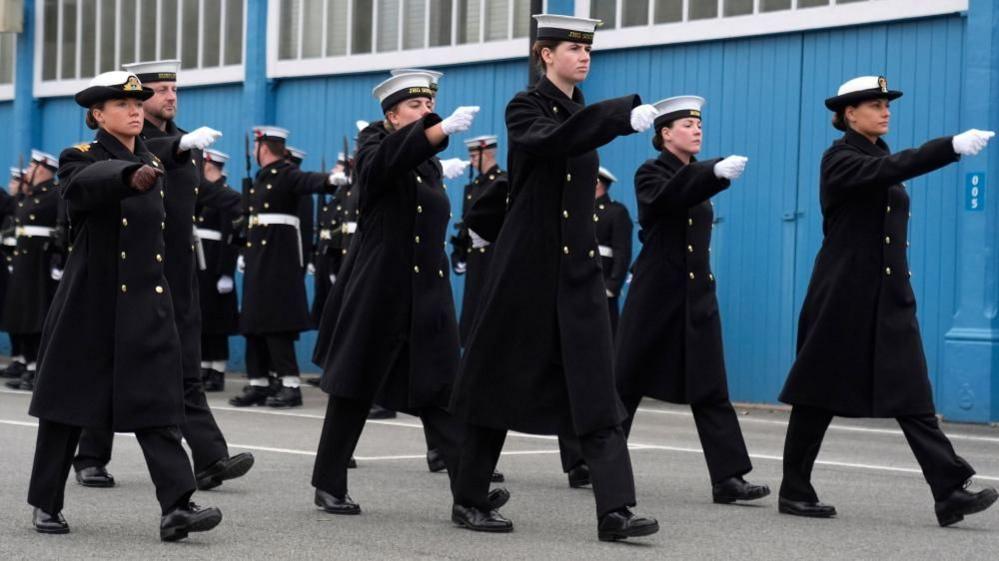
[0,101,14,170]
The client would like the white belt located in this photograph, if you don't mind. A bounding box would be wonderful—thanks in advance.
[250,213,303,266]
[343,221,358,234]
[16,226,54,238]
[598,245,614,258]
[319,229,333,240]
[2,237,16,247]
[195,228,223,241]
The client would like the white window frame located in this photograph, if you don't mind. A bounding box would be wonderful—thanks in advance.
[0,32,15,101]
[575,0,968,51]
[33,0,247,99]
[267,0,542,79]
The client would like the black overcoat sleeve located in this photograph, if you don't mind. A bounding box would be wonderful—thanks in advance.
[464,175,510,243]
[505,94,640,158]
[357,114,446,204]
[635,159,729,214]
[197,177,242,215]
[58,148,142,211]
[607,205,632,295]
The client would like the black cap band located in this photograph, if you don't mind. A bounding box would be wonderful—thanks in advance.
[536,28,594,44]
[654,109,701,130]
[381,87,435,113]
[134,72,177,83]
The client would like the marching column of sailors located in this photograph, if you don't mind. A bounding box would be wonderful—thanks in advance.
[10,11,999,544]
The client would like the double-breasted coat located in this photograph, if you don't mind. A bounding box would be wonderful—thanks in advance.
[615,151,732,405]
[196,176,240,337]
[450,77,641,436]
[457,165,508,345]
[142,120,241,381]
[240,160,330,335]
[780,130,960,418]
[594,192,632,330]
[311,179,359,324]
[313,116,458,412]
[30,130,184,431]
[0,178,64,335]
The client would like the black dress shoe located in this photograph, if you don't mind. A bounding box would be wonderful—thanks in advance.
[305,377,321,387]
[488,488,511,510]
[367,405,397,419]
[195,453,255,490]
[266,386,303,408]
[598,508,659,542]
[713,476,771,503]
[75,465,115,488]
[451,504,513,533]
[935,483,999,527]
[568,464,591,488]
[202,369,225,392]
[228,385,272,407]
[160,502,222,542]
[5,370,31,390]
[32,508,69,534]
[1,361,25,378]
[778,496,837,518]
[491,470,505,483]
[315,489,361,515]
[426,448,446,472]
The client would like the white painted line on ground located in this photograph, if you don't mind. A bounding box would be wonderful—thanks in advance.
[2,418,997,483]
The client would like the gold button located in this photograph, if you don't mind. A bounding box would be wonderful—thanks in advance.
[562,246,569,255]
[271,169,277,174]
[709,273,715,282]
[323,206,328,212]
[33,198,39,204]
[28,214,35,220]
[479,247,486,253]
[341,249,347,255]
[250,188,255,195]
[194,188,199,195]
[264,202,270,209]
[886,205,891,213]
[155,285,164,294]
[562,210,569,219]
[885,236,891,245]
[687,245,694,253]
[249,206,254,212]
[489,174,495,180]
[160,190,165,198]
[199,217,204,222]
[689,272,695,280]
[191,159,196,165]
[156,254,163,262]
[161,222,166,230]
[438,270,444,278]
[415,235,421,244]
[416,176,423,183]
[908,270,912,278]
[599,204,605,210]
[336,205,342,211]
[261,240,267,246]
[120,284,127,293]
[553,106,558,113]
[120,251,126,260]
[886,267,892,276]
[906,241,911,248]
[266,184,273,190]
[246,242,252,248]
[192,215,196,221]
[688,218,693,226]
[566,173,572,182]
[121,218,128,227]
[588,250,595,258]
[417,205,423,214]
[413,265,420,274]
[593,214,599,222]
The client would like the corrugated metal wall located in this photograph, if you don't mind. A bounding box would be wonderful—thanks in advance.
[12,13,969,398]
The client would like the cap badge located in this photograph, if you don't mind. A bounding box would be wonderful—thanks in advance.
[123,76,142,92]
[878,76,888,93]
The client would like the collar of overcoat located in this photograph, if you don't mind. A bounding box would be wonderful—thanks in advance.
[656,148,697,172]
[533,75,585,116]
[843,128,890,156]
[96,128,149,163]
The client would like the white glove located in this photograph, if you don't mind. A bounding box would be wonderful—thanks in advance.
[179,126,223,151]
[440,106,480,136]
[441,158,470,180]
[952,129,995,157]
[216,275,234,294]
[50,268,63,281]
[714,155,749,180]
[606,289,614,298]
[329,273,336,284]
[306,262,316,275]
[237,255,245,273]
[469,228,490,249]
[630,104,659,133]
[454,261,467,275]
[329,171,349,186]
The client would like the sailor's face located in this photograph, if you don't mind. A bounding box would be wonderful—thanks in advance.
[847,99,891,138]
[546,41,591,84]
[663,118,703,156]
[387,97,435,129]
[146,81,179,121]
[95,97,146,137]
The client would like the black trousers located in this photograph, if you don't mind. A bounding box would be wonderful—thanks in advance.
[608,296,620,335]
[200,333,230,363]
[75,376,230,473]
[245,333,299,379]
[30,419,195,514]
[312,396,463,497]
[780,405,975,502]
[11,333,41,363]
[456,423,637,518]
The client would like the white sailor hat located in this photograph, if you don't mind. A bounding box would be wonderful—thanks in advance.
[9,167,22,179]
[532,14,601,45]
[372,71,437,114]
[31,149,59,171]
[74,71,153,108]
[287,146,307,163]
[336,152,347,164]
[253,126,290,142]
[356,120,370,132]
[597,166,618,185]
[121,59,180,83]
[204,149,230,166]
[825,76,902,111]
[390,68,444,91]
[652,96,706,130]
[464,135,498,150]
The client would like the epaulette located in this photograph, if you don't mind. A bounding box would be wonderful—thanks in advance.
[73,142,93,153]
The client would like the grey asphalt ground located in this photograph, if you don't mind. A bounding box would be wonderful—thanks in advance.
[1,381,997,561]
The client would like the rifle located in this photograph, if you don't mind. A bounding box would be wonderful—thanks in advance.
[228,133,252,247]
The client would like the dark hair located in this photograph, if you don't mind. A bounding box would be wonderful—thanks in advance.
[259,138,286,157]
[531,39,562,76]
[85,103,105,130]
[831,109,848,132]
[651,121,675,151]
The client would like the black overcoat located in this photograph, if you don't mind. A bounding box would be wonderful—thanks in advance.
[310,181,359,324]
[458,165,508,346]
[615,151,731,404]
[594,193,632,297]
[196,177,240,336]
[313,116,458,412]
[240,160,330,335]
[30,131,184,431]
[780,130,959,417]
[450,77,641,436]
[0,179,63,334]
